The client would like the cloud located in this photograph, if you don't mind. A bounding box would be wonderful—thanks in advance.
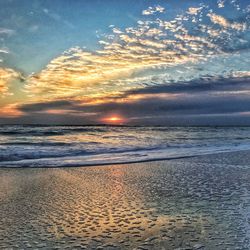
[25,38,206,100]
[112,28,123,34]
[207,13,247,31]
[187,7,202,15]
[13,90,250,126]
[42,8,75,29]
[217,0,225,8]
[0,68,20,96]
[231,71,250,78]
[0,103,23,117]
[0,28,14,64]
[1,1,249,126]
[142,5,165,15]
[0,28,15,36]
[25,2,249,102]
[10,74,250,125]
[0,48,9,54]
[19,100,76,112]
[122,73,250,96]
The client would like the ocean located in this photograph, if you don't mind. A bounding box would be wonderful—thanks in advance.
[1,125,250,167]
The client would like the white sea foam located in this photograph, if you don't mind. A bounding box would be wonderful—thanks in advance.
[1,126,250,167]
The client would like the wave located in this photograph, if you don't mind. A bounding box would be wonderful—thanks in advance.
[0,126,107,136]
[1,143,250,168]
[1,142,71,146]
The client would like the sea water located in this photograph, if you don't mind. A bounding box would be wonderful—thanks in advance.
[1,126,250,167]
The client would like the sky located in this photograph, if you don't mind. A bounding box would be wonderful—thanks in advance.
[0,0,250,125]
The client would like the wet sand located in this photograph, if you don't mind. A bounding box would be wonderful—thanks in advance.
[0,150,250,249]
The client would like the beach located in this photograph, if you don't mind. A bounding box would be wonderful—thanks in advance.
[1,0,250,249]
[0,150,250,250]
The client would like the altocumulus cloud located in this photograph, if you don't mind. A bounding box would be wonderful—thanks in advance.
[24,0,249,102]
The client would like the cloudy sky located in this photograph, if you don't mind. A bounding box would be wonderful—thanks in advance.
[0,0,250,125]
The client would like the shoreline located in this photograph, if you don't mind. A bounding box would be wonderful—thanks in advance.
[1,148,250,169]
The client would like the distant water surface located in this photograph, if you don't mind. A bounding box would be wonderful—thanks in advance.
[1,126,250,167]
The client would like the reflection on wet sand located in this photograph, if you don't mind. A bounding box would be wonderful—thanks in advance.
[0,150,250,249]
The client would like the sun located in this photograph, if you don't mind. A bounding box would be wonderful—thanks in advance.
[102,115,125,124]
[109,116,121,122]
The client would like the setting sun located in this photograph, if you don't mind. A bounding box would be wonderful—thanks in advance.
[109,117,120,122]
[102,115,124,124]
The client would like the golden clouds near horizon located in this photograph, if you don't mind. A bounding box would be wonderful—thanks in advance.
[25,37,199,101]
[0,68,20,96]
[0,103,23,117]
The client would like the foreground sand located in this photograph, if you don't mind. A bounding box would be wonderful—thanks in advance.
[0,151,250,249]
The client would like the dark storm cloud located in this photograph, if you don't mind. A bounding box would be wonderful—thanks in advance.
[19,100,75,112]
[76,95,250,117]
[122,76,250,96]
